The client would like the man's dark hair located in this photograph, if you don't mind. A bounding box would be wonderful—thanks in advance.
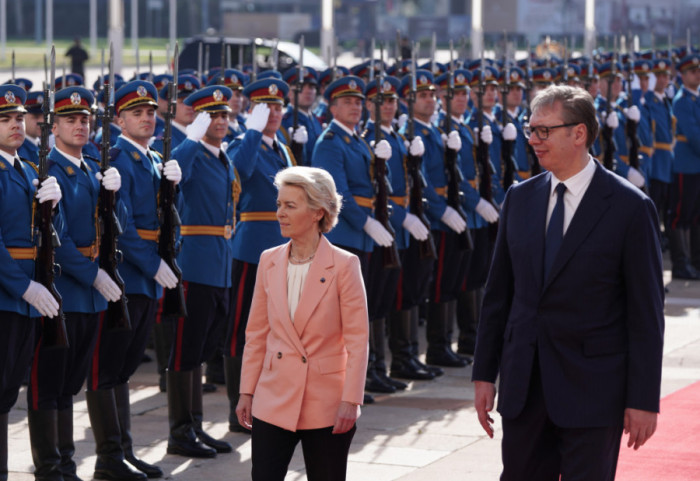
[530,85,598,148]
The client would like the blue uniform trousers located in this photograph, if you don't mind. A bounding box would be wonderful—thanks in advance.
[0,312,35,413]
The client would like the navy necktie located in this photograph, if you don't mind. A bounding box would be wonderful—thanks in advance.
[544,182,567,279]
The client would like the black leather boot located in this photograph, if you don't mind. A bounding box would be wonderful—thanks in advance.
[410,306,444,376]
[113,383,163,478]
[448,299,473,364]
[166,370,216,458]
[85,389,146,481]
[365,320,396,393]
[669,228,700,279]
[426,302,468,368]
[0,412,7,481]
[389,310,434,380]
[373,318,407,390]
[457,289,482,356]
[28,409,63,481]
[191,366,232,453]
[224,356,251,434]
[56,407,81,481]
[152,321,175,393]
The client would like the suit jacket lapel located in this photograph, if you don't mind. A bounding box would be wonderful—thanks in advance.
[543,163,612,291]
[268,242,308,357]
[529,172,551,291]
[292,236,335,337]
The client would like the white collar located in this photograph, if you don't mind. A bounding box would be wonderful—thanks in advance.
[380,124,395,135]
[27,135,40,147]
[119,134,150,158]
[54,146,83,168]
[0,149,18,166]
[261,135,276,149]
[413,118,433,129]
[200,140,220,158]
[332,119,357,137]
[172,120,188,134]
[550,156,596,198]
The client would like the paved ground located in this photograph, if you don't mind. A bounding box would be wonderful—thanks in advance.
[7,256,700,481]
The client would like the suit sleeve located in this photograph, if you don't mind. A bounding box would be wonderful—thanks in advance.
[338,254,369,404]
[472,189,515,383]
[240,252,271,396]
[622,197,665,412]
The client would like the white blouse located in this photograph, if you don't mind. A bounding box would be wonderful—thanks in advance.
[287,260,311,322]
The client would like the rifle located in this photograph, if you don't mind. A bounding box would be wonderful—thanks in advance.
[157,43,187,319]
[290,36,305,165]
[443,41,473,252]
[625,51,641,174]
[11,50,15,84]
[251,39,258,82]
[476,51,498,239]
[219,38,226,85]
[372,44,401,269]
[406,44,437,259]
[601,40,618,171]
[523,42,542,176]
[36,46,69,349]
[500,32,515,190]
[98,43,131,332]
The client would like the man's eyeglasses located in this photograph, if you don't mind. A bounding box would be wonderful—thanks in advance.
[523,123,579,141]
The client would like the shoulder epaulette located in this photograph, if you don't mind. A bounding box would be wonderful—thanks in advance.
[323,131,335,140]
[83,154,100,163]
[109,147,122,162]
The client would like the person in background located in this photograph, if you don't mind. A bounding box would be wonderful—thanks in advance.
[65,38,89,80]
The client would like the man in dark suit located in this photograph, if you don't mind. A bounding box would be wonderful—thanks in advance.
[472,85,665,481]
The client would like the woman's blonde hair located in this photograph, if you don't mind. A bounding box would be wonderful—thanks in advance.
[274,166,343,233]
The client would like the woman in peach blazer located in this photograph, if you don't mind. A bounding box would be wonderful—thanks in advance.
[236,166,369,481]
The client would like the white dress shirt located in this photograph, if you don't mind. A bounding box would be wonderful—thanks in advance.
[546,156,596,236]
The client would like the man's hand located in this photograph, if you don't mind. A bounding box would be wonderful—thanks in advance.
[624,408,657,450]
[474,381,496,438]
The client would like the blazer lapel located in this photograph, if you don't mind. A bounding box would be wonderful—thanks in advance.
[529,172,551,291]
[543,163,612,291]
[267,242,308,357]
[292,236,335,338]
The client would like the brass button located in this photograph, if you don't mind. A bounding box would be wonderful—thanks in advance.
[277,352,282,359]
[301,356,307,363]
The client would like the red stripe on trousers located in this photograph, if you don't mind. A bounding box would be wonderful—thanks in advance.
[89,313,105,391]
[230,262,249,357]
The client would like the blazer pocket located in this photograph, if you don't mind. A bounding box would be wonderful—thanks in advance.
[582,336,627,357]
[315,353,348,375]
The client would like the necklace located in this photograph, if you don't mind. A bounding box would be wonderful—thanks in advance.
[289,251,315,264]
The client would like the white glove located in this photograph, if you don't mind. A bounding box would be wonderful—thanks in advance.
[606,111,619,129]
[289,126,308,144]
[480,125,493,144]
[402,212,429,241]
[158,159,182,185]
[446,130,462,151]
[154,259,178,289]
[93,268,122,302]
[373,139,392,159]
[624,105,641,123]
[246,103,270,132]
[475,198,499,223]
[185,112,211,141]
[22,280,59,318]
[95,167,121,192]
[441,205,467,233]
[397,113,408,130]
[409,136,425,157]
[363,217,393,247]
[502,123,517,141]
[32,176,62,208]
[627,166,646,188]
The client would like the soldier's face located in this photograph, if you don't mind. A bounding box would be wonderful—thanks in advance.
[330,96,363,128]
[263,103,283,137]
[228,90,243,116]
[483,85,497,109]
[24,112,43,139]
[506,87,523,110]
[299,84,317,109]
[53,114,89,151]
[0,112,25,155]
[204,111,230,143]
[413,90,436,119]
[639,76,650,92]
[448,89,469,117]
[118,106,156,144]
[587,78,599,98]
[366,97,397,126]
[681,67,700,90]
[654,73,670,92]
[175,98,195,125]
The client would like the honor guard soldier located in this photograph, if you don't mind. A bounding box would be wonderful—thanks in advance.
[205,69,248,144]
[311,75,396,400]
[644,58,676,249]
[150,74,200,155]
[17,91,44,166]
[670,53,700,279]
[0,84,64,481]
[363,76,434,384]
[93,80,126,150]
[27,86,124,481]
[313,66,350,127]
[224,77,294,432]
[398,70,469,369]
[436,69,499,358]
[282,66,322,166]
[626,60,655,183]
[498,67,531,181]
[164,85,238,458]
[87,80,181,480]
[152,74,173,139]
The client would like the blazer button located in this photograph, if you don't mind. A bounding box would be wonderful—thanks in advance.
[277,352,282,359]
[301,356,307,363]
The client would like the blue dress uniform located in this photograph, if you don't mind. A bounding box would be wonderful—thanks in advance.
[152,74,173,140]
[596,62,632,180]
[86,80,167,481]
[150,74,200,155]
[282,66,322,166]
[0,85,67,481]
[221,78,292,433]
[17,91,44,166]
[669,54,700,279]
[498,67,531,182]
[398,71,469,369]
[644,59,676,229]
[206,69,249,145]
[313,66,350,126]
